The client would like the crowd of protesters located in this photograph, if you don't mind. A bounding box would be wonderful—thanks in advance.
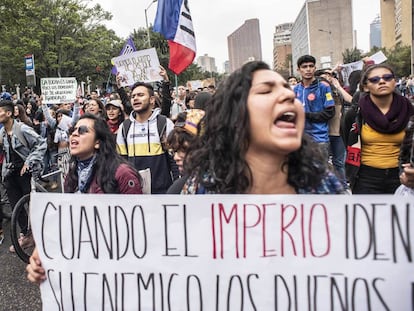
[0,60,412,283]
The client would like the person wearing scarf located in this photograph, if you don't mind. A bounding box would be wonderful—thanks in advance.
[105,99,125,142]
[64,113,142,194]
[342,64,414,193]
[27,113,143,284]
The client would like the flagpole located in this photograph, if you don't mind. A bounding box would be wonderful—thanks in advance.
[145,0,158,48]
[106,70,112,94]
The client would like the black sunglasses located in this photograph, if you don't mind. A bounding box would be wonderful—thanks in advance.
[367,73,394,84]
[69,125,91,136]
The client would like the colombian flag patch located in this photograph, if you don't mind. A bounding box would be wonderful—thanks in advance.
[326,92,333,101]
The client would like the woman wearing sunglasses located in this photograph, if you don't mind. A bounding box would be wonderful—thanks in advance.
[27,113,143,284]
[341,64,414,194]
[65,113,142,194]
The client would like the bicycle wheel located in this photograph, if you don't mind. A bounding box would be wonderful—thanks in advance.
[10,194,33,263]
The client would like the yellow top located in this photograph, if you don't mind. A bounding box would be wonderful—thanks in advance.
[360,123,404,168]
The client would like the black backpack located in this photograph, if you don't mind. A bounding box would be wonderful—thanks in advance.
[121,114,167,151]
[120,114,179,180]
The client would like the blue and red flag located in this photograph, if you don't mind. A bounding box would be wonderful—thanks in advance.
[153,0,196,75]
[111,37,137,74]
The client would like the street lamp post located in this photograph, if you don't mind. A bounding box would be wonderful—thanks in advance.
[318,29,333,67]
[145,0,158,48]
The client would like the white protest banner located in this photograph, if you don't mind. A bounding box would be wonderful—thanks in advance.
[340,51,388,87]
[340,60,363,87]
[41,77,77,104]
[369,50,388,65]
[31,193,413,310]
[186,79,202,90]
[187,78,216,91]
[111,48,162,86]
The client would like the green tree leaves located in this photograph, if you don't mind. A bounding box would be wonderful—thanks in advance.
[0,0,121,90]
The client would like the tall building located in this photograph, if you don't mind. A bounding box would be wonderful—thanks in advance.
[380,0,412,49]
[370,15,382,49]
[380,0,413,74]
[227,19,262,72]
[197,54,217,73]
[273,23,293,77]
[223,61,230,74]
[291,0,353,69]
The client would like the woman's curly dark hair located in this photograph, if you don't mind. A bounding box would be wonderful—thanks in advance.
[184,60,328,194]
[65,113,137,193]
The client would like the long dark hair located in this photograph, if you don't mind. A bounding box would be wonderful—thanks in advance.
[14,102,33,127]
[65,113,137,193]
[348,70,361,96]
[184,61,328,193]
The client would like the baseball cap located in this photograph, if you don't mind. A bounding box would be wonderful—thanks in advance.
[105,99,123,110]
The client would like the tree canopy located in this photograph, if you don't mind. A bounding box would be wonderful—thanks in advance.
[0,0,212,93]
[0,0,126,92]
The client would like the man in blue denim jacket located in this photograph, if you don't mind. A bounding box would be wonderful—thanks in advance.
[0,100,46,252]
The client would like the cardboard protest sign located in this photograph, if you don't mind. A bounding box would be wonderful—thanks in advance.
[186,78,216,91]
[369,50,387,65]
[340,60,363,87]
[341,51,388,87]
[31,193,413,310]
[40,78,77,104]
[111,48,163,86]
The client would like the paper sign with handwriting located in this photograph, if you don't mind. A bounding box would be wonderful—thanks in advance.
[30,193,413,310]
[41,78,77,104]
[111,48,162,86]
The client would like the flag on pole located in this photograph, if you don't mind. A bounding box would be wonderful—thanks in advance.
[111,37,137,74]
[153,0,196,75]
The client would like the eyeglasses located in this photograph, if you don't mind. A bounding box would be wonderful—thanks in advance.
[367,74,395,84]
[69,125,91,136]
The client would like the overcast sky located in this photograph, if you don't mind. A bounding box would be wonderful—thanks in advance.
[93,0,380,72]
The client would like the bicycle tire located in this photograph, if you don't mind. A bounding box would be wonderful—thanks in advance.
[10,194,33,263]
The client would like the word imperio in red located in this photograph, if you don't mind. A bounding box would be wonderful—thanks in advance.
[211,202,331,259]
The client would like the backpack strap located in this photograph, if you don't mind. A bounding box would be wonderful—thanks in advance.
[157,114,167,137]
[122,115,167,153]
[156,114,167,151]
[121,118,132,154]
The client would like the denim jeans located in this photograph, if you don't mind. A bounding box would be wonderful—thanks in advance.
[329,135,347,187]
[352,165,400,194]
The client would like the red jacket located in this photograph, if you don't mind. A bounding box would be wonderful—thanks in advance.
[78,163,142,194]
